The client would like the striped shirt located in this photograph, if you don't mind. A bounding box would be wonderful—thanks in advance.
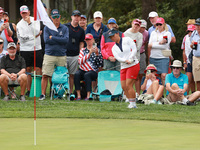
[78,47,103,72]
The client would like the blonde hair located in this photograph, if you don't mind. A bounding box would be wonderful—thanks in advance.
[156,23,168,32]
[107,18,118,29]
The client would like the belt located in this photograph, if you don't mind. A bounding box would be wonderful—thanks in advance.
[140,51,145,54]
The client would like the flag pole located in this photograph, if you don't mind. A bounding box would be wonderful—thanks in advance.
[33,0,37,146]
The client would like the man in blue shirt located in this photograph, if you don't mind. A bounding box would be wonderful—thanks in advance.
[39,9,69,100]
[165,60,200,105]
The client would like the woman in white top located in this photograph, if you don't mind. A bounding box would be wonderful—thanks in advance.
[109,28,140,108]
[148,17,171,85]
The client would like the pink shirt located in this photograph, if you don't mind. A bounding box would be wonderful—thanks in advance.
[140,30,148,53]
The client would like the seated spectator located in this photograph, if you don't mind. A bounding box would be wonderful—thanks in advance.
[0,42,27,101]
[165,60,200,105]
[141,64,164,104]
[74,33,103,100]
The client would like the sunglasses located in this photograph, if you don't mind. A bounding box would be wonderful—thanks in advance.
[187,31,193,33]
[52,15,60,19]
[0,42,3,44]
[172,67,181,70]
[156,23,162,26]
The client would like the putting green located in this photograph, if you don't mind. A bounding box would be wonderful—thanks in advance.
[0,119,199,150]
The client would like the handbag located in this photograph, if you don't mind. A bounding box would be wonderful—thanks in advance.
[162,49,172,57]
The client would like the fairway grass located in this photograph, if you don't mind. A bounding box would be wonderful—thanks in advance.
[0,118,200,150]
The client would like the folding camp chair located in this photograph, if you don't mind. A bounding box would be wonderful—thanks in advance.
[51,66,70,100]
[8,84,20,100]
[91,70,123,102]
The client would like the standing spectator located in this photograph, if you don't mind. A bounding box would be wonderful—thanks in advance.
[124,19,143,96]
[101,18,124,71]
[3,12,18,44]
[109,28,140,109]
[17,5,43,97]
[39,9,69,100]
[0,42,27,101]
[165,60,200,105]
[86,11,108,49]
[0,37,8,59]
[0,7,13,49]
[148,17,171,85]
[182,24,196,93]
[190,18,200,91]
[79,15,87,31]
[74,33,103,100]
[64,10,85,100]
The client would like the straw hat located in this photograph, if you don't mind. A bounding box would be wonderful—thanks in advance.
[186,19,195,25]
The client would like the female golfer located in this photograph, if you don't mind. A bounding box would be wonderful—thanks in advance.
[109,28,140,108]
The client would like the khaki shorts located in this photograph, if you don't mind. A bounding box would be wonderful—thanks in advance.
[8,76,19,85]
[192,56,200,81]
[42,54,67,76]
[66,56,79,75]
[166,94,190,102]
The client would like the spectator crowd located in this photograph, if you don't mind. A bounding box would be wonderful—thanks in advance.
[0,5,200,108]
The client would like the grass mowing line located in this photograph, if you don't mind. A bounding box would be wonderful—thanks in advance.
[0,118,200,150]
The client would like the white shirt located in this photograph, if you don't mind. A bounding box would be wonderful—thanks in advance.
[17,16,41,51]
[112,37,139,69]
[149,30,171,58]
[124,28,143,61]
[185,34,192,63]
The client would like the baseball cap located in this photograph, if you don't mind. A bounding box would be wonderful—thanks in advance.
[108,28,119,37]
[195,18,200,26]
[133,19,141,26]
[72,10,81,16]
[51,9,60,17]
[85,34,93,40]
[108,18,117,24]
[43,3,47,8]
[0,7,4,13]
[20,5,29,14]
[140,19,147,28]
[81,15,87,19]
[3,12,9,16]
[93,11,103,19]
[7,42,16,49]
[148,11,158,18]
[156,17,165,24]
[187,24,195,31]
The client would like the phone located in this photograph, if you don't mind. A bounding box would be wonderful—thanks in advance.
[4,19,8,23]
[147,70,151,75]
[93,42,97,48]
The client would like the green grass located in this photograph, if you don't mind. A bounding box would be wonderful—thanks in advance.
[1,97,200,124]
[1,118,200,150]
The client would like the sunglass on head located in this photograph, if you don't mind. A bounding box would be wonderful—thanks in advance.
[156,23,162,26]
[52,15,60,19]
[172,67,181,70]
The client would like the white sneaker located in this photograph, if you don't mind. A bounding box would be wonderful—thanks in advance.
[127,104,137,109]
[125,98,129,103]
[150,99,157,104]
[157,100,162,105]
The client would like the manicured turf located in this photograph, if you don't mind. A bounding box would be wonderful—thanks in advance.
[0,118,200,150]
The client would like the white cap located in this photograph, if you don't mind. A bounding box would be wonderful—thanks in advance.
[148,11,158,18]
[93,11,103,18]
[140,19,147,28]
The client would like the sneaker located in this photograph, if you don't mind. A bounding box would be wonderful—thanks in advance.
[3,95,10,101]
[125,98,129,103]
[186,101,196,106]
[76,97,81,101]
[39,94,45,100]
[84,98,89,101]
[150,99,157,104]
[70,94,75,100]
[25,91,30,97]
[20,95,26,101]
[127,104,137,109]
[157,100,162,105]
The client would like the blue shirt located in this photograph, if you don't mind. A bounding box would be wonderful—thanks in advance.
[64,22,85,56]
[44,23,69,56]
[86,22,108,48]
[0,19,8,50]
[165,72,188,96]
[190,30,200,57]
[148,24,175,38]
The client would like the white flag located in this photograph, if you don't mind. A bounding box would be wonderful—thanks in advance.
[37,0,58,32]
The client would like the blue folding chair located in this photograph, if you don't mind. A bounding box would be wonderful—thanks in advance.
[51,66,70,100]
[92,70,123,102]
